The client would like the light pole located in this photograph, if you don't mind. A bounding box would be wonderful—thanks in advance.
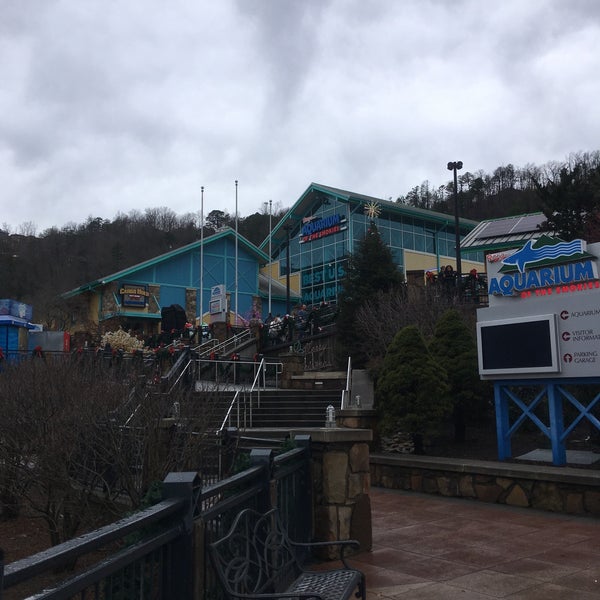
[447,161,463,285]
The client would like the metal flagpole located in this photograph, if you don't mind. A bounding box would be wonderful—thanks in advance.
[268,199,272,315]
[235,180,239,328]
[200,186,204,335]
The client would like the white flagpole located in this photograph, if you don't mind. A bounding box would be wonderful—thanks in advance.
[235,180,239,328]
[200,186,204,334]
[268,199,272,315]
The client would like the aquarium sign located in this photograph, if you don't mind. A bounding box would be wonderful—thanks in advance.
[300,214,347,243]
[487,236,598,297]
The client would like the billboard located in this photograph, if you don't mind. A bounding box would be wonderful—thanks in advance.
[477,236,600,379]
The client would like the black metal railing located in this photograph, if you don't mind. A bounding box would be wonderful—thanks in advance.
[0,472,200,600]
[0,437,312,600]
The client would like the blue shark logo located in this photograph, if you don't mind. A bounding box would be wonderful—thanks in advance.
[501,237,588,273]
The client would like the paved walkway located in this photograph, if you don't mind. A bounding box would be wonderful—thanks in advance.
[350,487,600,599]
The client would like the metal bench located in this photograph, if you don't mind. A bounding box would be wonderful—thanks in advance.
[209,508,366,600]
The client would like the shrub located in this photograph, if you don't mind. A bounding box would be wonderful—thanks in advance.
[429,309,492,442]
[376,325,451,453]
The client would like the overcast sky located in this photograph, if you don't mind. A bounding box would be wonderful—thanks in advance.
[1,0,599,234]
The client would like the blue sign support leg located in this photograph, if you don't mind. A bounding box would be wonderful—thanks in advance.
[548,382,567,466]
[494,382,511,460]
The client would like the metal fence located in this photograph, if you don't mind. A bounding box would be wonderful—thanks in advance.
[0,436,312,600]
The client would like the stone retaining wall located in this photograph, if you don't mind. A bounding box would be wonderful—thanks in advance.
[371,453,600,517]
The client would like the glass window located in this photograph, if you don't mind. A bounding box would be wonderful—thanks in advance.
[414,234,425,252]
[390,227,402,248]
[324,242,336,263]
[424,234,435,254]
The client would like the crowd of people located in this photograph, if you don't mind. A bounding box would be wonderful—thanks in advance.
[263,301,337,346]
[425,265,487,303]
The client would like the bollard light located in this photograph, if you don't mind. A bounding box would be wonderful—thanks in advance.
[325,405,336,428]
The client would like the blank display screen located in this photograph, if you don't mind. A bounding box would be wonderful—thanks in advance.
[477,315,559,375]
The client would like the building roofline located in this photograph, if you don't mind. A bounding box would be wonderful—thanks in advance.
[260,182,478,252]
[63,228,268,299]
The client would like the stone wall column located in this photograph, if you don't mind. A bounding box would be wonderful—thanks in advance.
[298,428,373,558]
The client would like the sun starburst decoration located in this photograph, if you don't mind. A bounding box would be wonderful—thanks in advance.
[364,200,381,219]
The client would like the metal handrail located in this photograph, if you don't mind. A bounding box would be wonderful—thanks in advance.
[166,357,193,395]
[193,337,219,356]
[218,389,242,434]
[211,328,253,357]
[216,357,268,433]
[341,356,352,409]
[195,357,283,389]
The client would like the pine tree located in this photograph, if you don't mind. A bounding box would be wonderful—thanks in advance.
[534,162,600,241]
[429,309,491,443]
[336,221,404,367]
[376,325,451,453]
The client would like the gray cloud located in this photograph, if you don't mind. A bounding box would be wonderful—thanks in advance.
[1,0,599,232]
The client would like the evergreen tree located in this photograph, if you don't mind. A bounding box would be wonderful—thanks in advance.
[534,162,600,241]
[428,309,491,443]
[336,221,404,367]
[376,325,451,453]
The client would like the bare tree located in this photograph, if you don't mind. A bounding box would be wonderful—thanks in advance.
[355,288,477,375]
[0,353,231,546]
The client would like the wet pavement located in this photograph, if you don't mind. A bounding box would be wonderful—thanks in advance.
[350,487,600,599]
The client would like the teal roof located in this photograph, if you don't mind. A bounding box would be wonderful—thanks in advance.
[63,227,269,298]
[260,182,479,251]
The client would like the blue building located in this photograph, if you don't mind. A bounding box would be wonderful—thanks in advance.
[261,183,484,308]
[63,183,483,340]
[63,228,292,339]
[0,299,34,359]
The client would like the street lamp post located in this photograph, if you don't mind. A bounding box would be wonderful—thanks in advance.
[447,161,463,286]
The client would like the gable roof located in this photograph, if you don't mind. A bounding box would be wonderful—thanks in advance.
[63,227,269,298]
[260,182,479,251]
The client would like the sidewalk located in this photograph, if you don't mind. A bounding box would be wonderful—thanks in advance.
[351,487,600,599]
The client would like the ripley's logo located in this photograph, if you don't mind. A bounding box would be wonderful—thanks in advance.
[490,236,598,296]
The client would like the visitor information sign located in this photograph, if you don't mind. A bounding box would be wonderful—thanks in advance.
[477,237,600,379]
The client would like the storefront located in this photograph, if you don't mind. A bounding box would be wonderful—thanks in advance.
[261,183,484,306]
[63,183,486,339]
[63,228,273,339]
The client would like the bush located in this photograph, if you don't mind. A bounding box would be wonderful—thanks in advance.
[376,325,451,453]
[429,309,492,442]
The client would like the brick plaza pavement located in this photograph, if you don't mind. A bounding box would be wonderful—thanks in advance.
[349,486,600,599]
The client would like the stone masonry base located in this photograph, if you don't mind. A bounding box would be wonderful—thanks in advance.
[371,453,600,517]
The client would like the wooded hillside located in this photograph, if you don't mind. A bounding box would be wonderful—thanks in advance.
[2,151,599,326]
